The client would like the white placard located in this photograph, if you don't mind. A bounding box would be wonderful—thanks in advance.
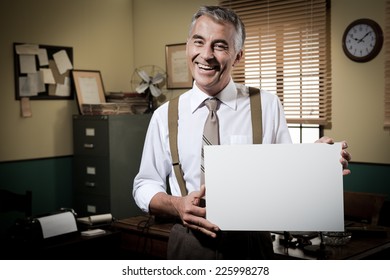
[204,143,344,231]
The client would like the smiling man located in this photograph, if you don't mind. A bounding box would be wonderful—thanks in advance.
[133,6,351,260]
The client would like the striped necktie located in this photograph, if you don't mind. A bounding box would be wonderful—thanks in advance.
[201,98,220,185]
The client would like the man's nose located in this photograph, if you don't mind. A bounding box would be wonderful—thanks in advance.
[201,45,214,60]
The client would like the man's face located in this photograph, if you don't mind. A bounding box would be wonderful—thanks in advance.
[186,15,242,96]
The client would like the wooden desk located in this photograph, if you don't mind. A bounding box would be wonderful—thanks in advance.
[113,215,390,260]
[273,231,390,260]
[113,215,173,259]
[1,229,122,260]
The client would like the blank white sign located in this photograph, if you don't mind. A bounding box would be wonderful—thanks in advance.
[204,143,344,231]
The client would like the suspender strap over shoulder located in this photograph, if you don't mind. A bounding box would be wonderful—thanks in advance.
[168,87,262,196]
[168,96,187,197]
[249,87,262,144]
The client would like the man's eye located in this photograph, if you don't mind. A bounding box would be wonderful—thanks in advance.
[194,40,204,46]
[215,44,228,50]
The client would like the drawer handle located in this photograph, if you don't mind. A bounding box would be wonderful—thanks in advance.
[85,181,96,187]
[84,143,94,149]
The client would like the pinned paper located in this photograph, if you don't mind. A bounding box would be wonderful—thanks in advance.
[40,68,55,84]
[54,76,71,97]
[19,54,37,74]
[38,48,49,66]
[20,97,32,118]
[15,44,40,55]
[53,50,73,75]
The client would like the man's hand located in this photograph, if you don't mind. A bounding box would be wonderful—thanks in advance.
[315,136,352,175]
[171,185,220,238]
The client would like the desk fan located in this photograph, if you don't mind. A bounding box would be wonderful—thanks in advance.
[131,65,166,112]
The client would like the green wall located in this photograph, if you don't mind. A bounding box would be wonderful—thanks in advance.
[344,162,390,197]
[1,158,388,216]
[1,158,389,235]
[0,157,73,215]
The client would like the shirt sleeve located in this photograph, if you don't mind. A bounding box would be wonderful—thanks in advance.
[132,108,172,213]
[274,96,293,144]
[260,89,293,144]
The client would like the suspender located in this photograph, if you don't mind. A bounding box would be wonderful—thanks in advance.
[168,87,262,196]
[249,87,263,145]
[168,97,187,197]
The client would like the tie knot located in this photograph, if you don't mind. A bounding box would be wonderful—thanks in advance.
[205,98,219,112]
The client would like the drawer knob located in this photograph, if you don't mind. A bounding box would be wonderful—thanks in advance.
[85,181,96,187]
[84,143,94,149]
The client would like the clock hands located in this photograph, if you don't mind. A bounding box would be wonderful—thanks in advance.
[357,31,372,43]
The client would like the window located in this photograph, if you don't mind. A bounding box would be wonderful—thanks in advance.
[219,0,331,142]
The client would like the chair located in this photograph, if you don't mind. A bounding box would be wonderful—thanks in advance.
[344,191,387,226]
[0,189,32,217]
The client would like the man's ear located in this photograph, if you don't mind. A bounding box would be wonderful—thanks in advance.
[233,50,243,66]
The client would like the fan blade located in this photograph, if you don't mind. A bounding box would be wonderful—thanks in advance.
[152,72,164,84]
[137,70,150,83]
[136,83,149,94]
[149,84,161,97]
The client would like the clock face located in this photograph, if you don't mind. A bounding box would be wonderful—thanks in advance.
[342,19,383,62]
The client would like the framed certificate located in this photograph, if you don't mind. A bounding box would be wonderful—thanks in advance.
[72,70,106,114]
[165,43,193,89]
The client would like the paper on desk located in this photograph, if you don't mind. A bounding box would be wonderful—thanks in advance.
[37,211,78,239]
[204,143,344,232]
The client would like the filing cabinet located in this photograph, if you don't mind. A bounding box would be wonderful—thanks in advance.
[72,114,151,219]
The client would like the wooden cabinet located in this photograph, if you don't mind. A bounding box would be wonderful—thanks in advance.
[72,114,151,219]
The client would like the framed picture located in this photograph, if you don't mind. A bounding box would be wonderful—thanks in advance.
[71,70,106,114]
[165,43,193,89]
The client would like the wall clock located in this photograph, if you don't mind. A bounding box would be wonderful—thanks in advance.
[342,18,383,62]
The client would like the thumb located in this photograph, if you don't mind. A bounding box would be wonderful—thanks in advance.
[199,184,206,198]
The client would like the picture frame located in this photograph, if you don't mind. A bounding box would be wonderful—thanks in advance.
[165,43,193,89]
[71,70,106,114]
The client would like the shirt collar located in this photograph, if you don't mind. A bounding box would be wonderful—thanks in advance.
[190,79,237,113]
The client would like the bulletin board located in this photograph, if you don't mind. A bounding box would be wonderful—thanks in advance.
[13,42,74,100]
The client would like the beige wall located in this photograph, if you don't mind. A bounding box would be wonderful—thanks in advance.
[132,0,218,103]
[329,0,389,164]
[0,0,134,161]
[0,0,388,164]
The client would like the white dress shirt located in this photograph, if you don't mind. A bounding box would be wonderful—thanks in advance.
[133,79,292,213]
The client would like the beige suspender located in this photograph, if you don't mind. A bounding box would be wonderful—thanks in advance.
[168,97,188,197]
[249,87,263,145]
[168,87,262,196]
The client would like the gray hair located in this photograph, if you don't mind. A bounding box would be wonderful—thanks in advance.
[188,6,246,53]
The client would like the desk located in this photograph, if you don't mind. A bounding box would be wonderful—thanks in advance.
[273,231,390,260]
[1,229,121,260]
[113,215,172,259]
[113,215,390,260]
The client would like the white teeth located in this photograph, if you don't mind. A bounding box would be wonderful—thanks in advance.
[198,63,214,70]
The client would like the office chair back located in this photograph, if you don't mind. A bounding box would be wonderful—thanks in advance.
[0,189,32,217]
[344,191,386,226]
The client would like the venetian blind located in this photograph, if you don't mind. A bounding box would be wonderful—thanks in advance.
[385,1,390,128]
[219,0,331,125]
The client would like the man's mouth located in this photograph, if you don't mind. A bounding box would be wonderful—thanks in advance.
[196,62,219,71]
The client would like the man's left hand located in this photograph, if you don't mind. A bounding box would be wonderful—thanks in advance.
[315,136,351,176]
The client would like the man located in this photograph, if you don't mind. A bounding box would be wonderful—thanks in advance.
[133,6,351,259]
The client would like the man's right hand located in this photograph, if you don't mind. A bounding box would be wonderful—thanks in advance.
[171,185,220,238]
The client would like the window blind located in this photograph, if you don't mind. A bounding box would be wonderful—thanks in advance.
[219,0,331,125]
[385,1,390,128]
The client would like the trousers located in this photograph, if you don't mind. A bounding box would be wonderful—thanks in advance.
[167,223,275,260]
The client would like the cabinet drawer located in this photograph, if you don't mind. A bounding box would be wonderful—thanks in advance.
[73,193,111,217]
[73,116,109,156]
[73,157,110,195]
